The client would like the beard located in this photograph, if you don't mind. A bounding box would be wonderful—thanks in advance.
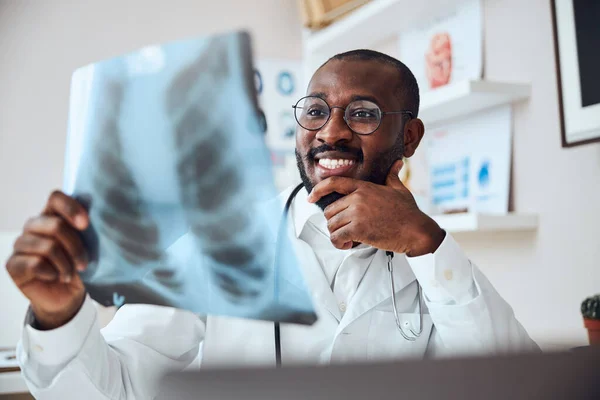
[296,138,404,210]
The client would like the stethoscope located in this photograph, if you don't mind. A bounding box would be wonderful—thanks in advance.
[273,183,423,367]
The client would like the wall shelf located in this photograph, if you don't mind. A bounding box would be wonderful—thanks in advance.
[419,80,531,126]
[431,212,539,233]
[302,0,531,124]
[304,0,469,56]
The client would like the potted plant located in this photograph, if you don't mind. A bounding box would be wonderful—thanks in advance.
[581,294,600,345]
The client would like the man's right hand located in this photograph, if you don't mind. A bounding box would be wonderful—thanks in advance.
[5,191,90,330]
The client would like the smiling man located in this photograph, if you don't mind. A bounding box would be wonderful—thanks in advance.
[8,50,538,400]
[294,51,444,256]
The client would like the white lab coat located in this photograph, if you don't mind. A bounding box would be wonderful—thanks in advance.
[17,186,539,399]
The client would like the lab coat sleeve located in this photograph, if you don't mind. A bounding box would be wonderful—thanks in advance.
[406,234,539,356]
[17,294,205,400]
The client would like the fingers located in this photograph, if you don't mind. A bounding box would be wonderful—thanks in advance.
[5,191,89,292]
[329,222,355,250]
[323,197,350,220]
[324,206,357,250]
[23,215,88,271]
[13,233,74,283]
[326,208,352,235]
[307,177,361,204]
[388,159,404,179]
[43,191,89,231]
[385,159,404,187]
[6,254,59,287]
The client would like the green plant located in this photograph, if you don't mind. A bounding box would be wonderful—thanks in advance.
[581,294,600,320]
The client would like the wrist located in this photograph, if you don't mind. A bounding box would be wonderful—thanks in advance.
[405,213,445,257]
[31,292,86,330]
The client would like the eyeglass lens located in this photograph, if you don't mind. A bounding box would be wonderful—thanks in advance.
[294,96,382,135]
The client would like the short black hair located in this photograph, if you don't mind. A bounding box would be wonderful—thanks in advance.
[321,49,420,117]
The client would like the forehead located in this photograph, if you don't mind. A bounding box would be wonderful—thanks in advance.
[306,59,401,108]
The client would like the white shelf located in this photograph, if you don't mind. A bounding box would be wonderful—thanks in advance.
[419,80,531,126]
[431,213,538,233]
[304,0,469,56]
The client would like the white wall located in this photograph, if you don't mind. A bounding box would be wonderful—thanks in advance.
[1,0,598,352]
[0,0,302,230]
[465,0,600,349]
[0,0,302,348]
[380,0,600,349]
[0,232,29,348]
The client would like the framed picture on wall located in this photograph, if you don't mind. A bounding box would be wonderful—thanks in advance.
[551,0,600,147]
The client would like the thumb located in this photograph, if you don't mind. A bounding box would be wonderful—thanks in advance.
[385,159,404,187]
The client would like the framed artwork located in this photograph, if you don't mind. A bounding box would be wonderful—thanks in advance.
[551,0,600,147]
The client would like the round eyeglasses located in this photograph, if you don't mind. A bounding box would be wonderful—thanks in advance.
[292,96,413,135]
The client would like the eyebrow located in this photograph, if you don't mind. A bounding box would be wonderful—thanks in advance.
[307,92,383,106]
[349,94,382,105]
[308,91,328,99]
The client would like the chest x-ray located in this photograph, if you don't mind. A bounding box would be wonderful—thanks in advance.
[63,32,316,325]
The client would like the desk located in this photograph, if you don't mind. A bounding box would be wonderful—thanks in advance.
[0,371,29,398]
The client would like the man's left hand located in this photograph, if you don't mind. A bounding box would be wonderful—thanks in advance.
[307,160,445,257]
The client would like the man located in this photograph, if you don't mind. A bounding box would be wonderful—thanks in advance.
[6,50,538,399]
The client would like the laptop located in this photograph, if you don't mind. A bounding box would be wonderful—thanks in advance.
[158,347,600,400]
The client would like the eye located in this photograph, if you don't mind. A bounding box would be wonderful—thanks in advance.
[350,109,378,119]
[307,107,328,117]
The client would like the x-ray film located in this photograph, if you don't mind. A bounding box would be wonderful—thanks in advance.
[63,32,316,325]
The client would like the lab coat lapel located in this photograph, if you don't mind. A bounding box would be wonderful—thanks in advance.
[290,237,342,322]
[336,250,415,334]
[277,185,341,322]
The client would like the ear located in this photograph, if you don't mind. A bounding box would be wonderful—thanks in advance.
[402,117,425,158]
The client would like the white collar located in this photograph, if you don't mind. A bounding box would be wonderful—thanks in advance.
[291,186,324,239]
[290,186,371,251]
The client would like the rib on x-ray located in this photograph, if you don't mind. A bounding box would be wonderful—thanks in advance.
[63,32,316,324]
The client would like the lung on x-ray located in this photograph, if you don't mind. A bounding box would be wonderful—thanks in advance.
[63,31,316,325]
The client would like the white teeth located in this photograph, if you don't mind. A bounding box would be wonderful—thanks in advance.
[318,158,355,169]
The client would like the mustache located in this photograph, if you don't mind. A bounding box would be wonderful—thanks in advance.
[306,144,363,162]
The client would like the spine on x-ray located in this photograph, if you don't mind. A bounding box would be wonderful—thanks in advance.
[90,77,183,295]
[168,36,271,304]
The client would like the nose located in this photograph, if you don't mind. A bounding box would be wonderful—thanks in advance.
[315,108,353,146]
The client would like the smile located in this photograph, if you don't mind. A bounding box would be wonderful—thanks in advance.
[317,158,356,169]
[313,156,358,179]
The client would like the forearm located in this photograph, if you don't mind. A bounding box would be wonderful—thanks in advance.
[407,234,539,355]
[18,295,204,399]
[19,296,124,399]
